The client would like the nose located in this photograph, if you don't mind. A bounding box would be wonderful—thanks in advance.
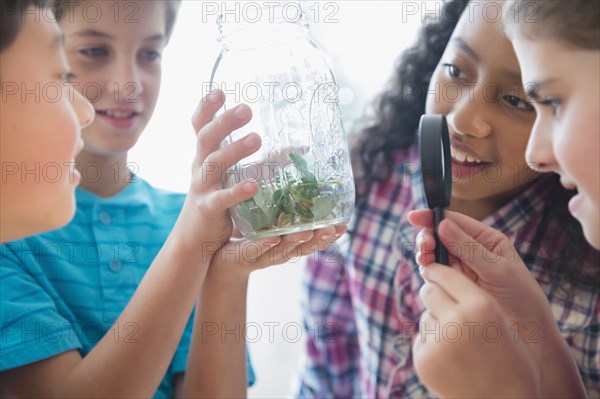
[74,90,95,128]
[106,57,143,103]
[525,115,556,173]
[446,85,493,140]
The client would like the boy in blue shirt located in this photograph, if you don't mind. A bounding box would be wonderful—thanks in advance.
[0,1,345,397]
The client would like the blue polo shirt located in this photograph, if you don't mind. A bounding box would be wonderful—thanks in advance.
[0,178,255,397]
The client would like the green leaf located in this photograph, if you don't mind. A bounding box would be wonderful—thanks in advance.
[311,194,338,220]
[237,198,273,231]
[294,202,314,222]
[290,182,318,203]
[236,153,347,234]
[272,188,282,204]
[277,212,293,227]
[289,153,317,184]
[253,184,278,221]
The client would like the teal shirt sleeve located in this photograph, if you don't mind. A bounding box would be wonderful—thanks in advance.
[1,244,256,389]
[0,244,83,371]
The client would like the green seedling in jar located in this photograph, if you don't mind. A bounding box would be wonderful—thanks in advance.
[236,153,345,233]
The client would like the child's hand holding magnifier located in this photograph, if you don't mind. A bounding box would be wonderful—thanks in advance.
[408,115,586,397]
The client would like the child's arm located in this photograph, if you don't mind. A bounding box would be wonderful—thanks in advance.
[409,209,588,398]
[172,91,348,397]
[176,226,346,398]
[0,90,263,398]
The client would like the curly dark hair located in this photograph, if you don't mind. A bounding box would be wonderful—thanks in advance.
[351,0,599,289]
[352,0,468,197]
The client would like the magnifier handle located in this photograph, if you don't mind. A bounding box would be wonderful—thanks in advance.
[433,207,449,265]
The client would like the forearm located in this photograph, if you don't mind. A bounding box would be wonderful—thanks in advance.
[179,276,249,399]
[536,330,587,398]
[56,234,211,398]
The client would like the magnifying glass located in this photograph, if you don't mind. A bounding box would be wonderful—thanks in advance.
[419,114,452,265]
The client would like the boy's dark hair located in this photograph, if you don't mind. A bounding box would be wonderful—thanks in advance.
[503,0,600,49]
[0,0,49,52]
[164,0,181,42]
[1,0,182,53]
[351,0,599,290]
[51,0,182,42]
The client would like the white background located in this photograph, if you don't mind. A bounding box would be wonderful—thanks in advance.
[129,1,425,397]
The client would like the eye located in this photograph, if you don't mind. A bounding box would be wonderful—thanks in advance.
[60,72,76,83]
[539,98,561,116]
[504,95,534,112]
[442,63,463,79]
[80,47,109,58]
[141,50,162,62]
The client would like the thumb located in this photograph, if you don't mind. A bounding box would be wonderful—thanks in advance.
[437,218,512,277]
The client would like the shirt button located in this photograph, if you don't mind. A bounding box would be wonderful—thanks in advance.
[108,260,122,272]
[98,211,111,226]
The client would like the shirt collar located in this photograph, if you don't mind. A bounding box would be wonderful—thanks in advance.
[75,176,155,212]
[481,174,555,237]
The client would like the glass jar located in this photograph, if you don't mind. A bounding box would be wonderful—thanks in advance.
[210,4,355,240]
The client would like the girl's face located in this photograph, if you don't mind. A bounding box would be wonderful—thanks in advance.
[512,35,600,249]
[59,1,167,158]
[426,1,541,211]
[0,11,94,242]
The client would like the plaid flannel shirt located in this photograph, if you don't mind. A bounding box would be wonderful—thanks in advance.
[295,144,600,398]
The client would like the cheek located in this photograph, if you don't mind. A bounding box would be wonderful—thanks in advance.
[495,136,541,187]
[42,101,80,169]
[506,138,530,165]
[496,118,534,162]
[25,102,77,163]
[424,71,447,115]
[66,57,95,81]
[64,63,107,103]
[2,101,78,209]
[553,113,592,185]
[142,77,162,108]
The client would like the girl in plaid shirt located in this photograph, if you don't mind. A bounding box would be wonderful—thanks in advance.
[296,0,600,397]
[412,0,600,397]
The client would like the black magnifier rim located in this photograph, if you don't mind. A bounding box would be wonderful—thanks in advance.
[419,114,452,208]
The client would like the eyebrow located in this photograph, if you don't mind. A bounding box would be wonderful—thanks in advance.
[452,38,523,82]
[451,37,479,62]
[524,79,558,100]
[71,29,165,42]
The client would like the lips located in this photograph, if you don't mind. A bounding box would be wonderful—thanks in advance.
[568,191,584,215]
[560,178,578,191]
[96,109,140,119]
[95,108,141,129]
[447,141,493,181]
[451,146,484,165]
[450,143,492,166]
